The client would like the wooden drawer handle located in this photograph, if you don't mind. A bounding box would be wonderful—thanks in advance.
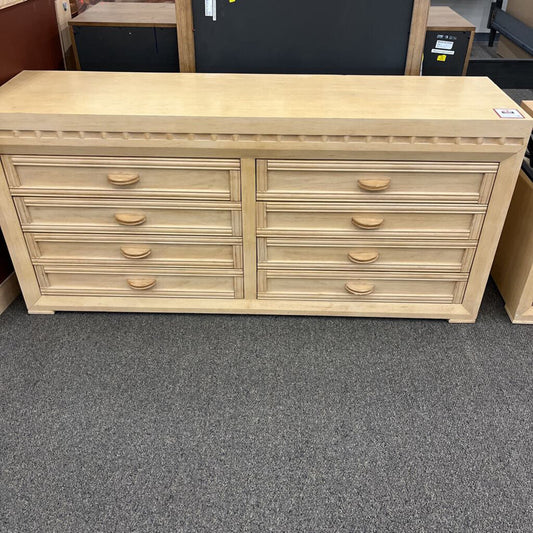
[127,278,156,291]
[357,178,391,192]
[114,213,146,226]
[120,246,152,259]
[108,173,140,186]
[345,282,375,296]
[352,217,384,230]
[348,251,379,264]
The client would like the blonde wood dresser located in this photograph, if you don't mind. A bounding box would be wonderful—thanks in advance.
[0,71,530,321]
[492,101,533,324]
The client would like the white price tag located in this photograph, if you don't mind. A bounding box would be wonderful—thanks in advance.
[494,108,525,119]
[436,40,454,50]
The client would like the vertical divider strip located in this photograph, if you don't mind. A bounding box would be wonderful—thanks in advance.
[240,158,257,300]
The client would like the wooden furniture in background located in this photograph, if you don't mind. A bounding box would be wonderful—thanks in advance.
[494,0,533,60]
[0,0,27,10]
[492,101,533,324]
[0,71,530,321]
[424,6,475,76]
[175,0,195,73]
[69,2,178,71]
[0,0,63,85]
[0,0,63,313]
[175,0,429,75]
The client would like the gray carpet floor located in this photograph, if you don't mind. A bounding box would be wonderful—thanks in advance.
[0,279,531,532]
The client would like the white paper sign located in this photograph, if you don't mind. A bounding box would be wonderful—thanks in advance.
[494,108,525,119]
[431,49,455,55]
[205,0,212,17]
[436,40,454,50]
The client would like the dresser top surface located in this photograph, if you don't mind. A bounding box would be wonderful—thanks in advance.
[0,71,530,139]
[0,71,522,120]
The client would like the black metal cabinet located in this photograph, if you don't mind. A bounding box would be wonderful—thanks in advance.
[70,3,179,72]
[191,0,416,74]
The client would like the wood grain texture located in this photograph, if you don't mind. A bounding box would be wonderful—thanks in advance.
[0,72,530,140]
[175,0,195,72]
[492,171,533,323]
[522,101,533,117]
[257,270,467,304]
[240,158,257,299]
[405,0,431,75]
[461,151,525,321]
[14,197,242,236]
[427,6,476,31]
[258,159,497,204]
[0,161,42,308]
[0,72,530,321]
[258,238,477,273]
[35,266,244,299]
[257,202,486,240]
[69,3,177,27]
[5,155,241,201]
[0,272,19,314]
[26,233,241,268]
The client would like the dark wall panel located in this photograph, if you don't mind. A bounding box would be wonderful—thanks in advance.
[192,0,415,74]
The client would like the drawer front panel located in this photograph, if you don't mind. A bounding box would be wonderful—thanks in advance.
[258,271,467,303]
[257,203,485,239]
[36,267,244,299]
[258,238,476,272]
[15,198,242,236]
[258,160,498,203]
[4,156,241,201]
[26,234,242,269]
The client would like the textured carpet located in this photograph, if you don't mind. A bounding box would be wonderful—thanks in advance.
[0,279,531,532]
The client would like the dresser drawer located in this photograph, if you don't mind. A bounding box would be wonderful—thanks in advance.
[26,234,242,269]
[14,198,242,236]
[258,238,476,272]
[257,160,498,203]
[35,266,244,299]
[3,156,241,201]
[257,202,485,240]
[258,271,467,303]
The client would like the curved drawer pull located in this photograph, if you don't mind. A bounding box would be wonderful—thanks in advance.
[114,213,146,226]
[120,246,152,259]
[348,251,380,264]
[345,282,375,296]
[127,278,156,291]
[108,173,140,186]
[352,216,384,230]
[357,178,391,192]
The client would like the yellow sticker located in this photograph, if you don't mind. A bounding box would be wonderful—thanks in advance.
[437,55,447,62]
[229,0,235,2]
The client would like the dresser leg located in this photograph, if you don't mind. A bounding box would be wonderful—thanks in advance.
[448,317,476,324]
